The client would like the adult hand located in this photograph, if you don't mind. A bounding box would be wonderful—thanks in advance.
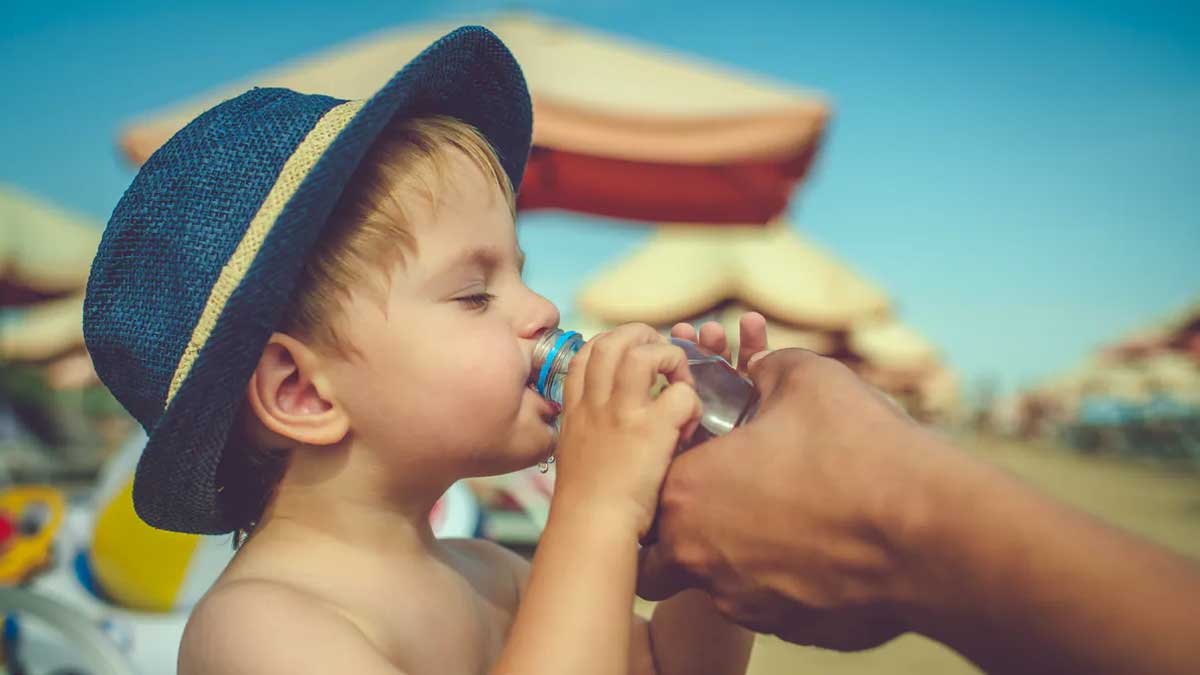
[638,348,1200,675]
[637,348,954,650]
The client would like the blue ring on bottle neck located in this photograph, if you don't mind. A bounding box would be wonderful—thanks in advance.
[537,331,579,397]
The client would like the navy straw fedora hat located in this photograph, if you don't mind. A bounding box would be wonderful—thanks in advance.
[83,26,532,534]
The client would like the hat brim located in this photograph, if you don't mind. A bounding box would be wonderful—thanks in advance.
[132,26,532,534]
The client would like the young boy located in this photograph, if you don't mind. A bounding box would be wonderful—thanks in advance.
[84,27,765,674]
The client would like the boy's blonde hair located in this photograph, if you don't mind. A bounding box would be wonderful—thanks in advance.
[282,114,516,358]
[220,115,516,542]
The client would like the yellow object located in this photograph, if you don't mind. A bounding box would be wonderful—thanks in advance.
[87,430,234,613]
[0,485,65,585]
[90,477,201,612]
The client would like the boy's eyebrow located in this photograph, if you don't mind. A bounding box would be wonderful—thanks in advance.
[431,244,526,281]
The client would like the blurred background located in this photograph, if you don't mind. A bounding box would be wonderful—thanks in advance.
[1,1,1197,673]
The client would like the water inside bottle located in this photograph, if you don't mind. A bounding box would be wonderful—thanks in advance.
[670,338,759,449]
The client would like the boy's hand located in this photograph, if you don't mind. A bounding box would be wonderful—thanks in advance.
[553,323,702,539]
[671,311,770,373]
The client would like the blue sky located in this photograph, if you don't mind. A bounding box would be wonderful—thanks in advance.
[2,0,1197,394]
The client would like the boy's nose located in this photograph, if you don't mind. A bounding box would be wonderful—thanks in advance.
[519,292,560,340]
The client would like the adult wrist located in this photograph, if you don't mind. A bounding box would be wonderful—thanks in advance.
[874,429,1001,629]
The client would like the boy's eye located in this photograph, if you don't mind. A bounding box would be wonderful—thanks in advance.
[456,293,495,310]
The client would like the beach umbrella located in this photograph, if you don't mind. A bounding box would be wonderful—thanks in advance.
[575,222,890,329]
[0,186,100,363]
[118,14,829,226]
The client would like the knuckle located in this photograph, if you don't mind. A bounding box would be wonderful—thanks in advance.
[566,351,589,376]
[574,340,596,361]
[793,348,823,366]
[658,475,687,515]
[711,593,738,618]
[625,322,659,341]
[781,364,807,388]
[674,538,714,577]
[813,354,855,385]
[661,382,695,409]
[781,349,826,382]
[589,337,614,358]
[629,345,654,365]
[653,516,711,581]
[659,461,700,520]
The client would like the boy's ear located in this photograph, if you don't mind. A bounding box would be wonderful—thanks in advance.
[246,333,349,446]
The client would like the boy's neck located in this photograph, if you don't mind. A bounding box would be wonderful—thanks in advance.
[256,442,453,558]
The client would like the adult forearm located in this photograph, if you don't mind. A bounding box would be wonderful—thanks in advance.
[898,447,1200,675]
[649,589,753,675]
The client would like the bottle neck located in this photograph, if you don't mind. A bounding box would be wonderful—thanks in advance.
[531,329,584,402]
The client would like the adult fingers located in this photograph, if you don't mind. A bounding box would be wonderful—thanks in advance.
[745,348,823,400]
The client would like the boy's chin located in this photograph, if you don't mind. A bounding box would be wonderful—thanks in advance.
[475,447,552,478]
[507,423,558,467]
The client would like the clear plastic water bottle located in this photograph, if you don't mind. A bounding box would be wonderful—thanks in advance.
[530,329,759,450]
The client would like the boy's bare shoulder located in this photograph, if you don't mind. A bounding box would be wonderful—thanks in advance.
[443,537,529,568]
[179,577,403,675]
[442,537,531,595]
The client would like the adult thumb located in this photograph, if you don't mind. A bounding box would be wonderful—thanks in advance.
[746,348,820,401]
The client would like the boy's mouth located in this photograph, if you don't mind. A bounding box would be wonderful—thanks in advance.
[526,364,545,396]
[527,380,561,420]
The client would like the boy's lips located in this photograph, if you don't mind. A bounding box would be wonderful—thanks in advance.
[528,383,561,420]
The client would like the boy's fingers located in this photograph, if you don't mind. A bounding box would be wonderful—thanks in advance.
[671,323,697,342]
[654,380,702,430]
[562,338,596,410]
[737,312,769,372]
[698,321,730,362]
[585,324,664,402]
[612,343,690,407]
[581,332,621,403]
